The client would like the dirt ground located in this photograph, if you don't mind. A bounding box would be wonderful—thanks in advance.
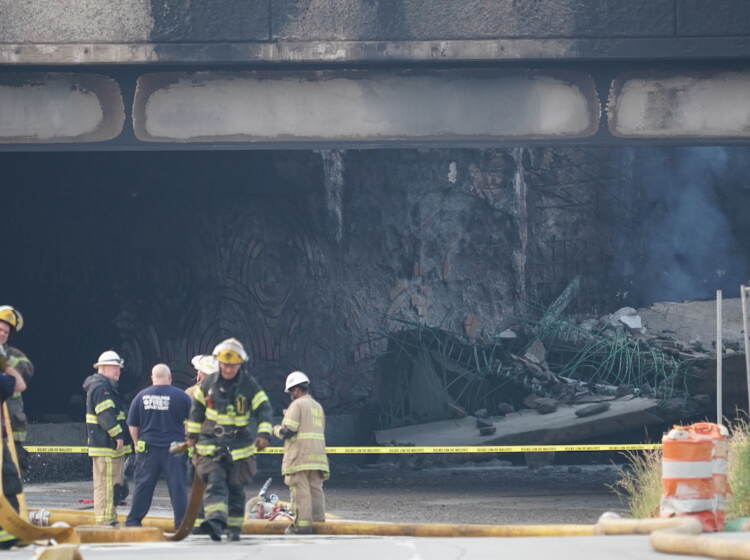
[25,463,626,525]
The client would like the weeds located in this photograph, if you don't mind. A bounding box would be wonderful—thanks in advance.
[728,418,750,519]
[610,449,662,518]
[612,420,750,520]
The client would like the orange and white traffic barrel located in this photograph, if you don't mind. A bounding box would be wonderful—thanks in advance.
[660,422,728,532]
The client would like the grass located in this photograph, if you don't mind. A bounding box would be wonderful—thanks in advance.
[727,418,750,519]
[610,449,662,519]
[611,419,750,520]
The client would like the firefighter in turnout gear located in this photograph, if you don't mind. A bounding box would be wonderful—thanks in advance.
[0,306,27,548]
[273,371,329,535]
[83,350,132,525]
[185,354,218,533]
[186,338,273,542]
[0,306,33,471]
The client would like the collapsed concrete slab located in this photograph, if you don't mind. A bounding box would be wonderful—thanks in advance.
[375,397,663,447]
[638,297,744,348]
[637,297,749,416]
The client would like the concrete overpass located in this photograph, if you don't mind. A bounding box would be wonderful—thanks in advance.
[1,0,750,149]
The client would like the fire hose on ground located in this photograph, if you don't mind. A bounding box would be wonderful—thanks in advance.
[23,505,750,560]
[29,507,750,554]
[17,436,750,553]
[596,512,750,559]
[30,508,595,537]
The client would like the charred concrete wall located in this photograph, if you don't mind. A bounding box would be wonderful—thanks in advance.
[5,147,750,422]
[2,148,599,419]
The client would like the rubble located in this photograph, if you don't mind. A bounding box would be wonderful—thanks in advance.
[372,285,738,445]
[523,339,547,366]
[534,398,558,414]
[575,403,611,418]
[496,403,515,415]
[475,417,493,429]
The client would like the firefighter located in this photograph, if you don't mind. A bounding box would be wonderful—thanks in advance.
[83,350,132,525]
[0,306,33,471]
[186,338,272,541]
[0,309,27,549]
[273,371,329,534]
[186,355,218,400]
[185,354,218,533]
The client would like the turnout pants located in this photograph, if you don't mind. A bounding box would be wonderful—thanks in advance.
[196,454,255,535]
[92,455,124,525]
[0,442,22,548]
[126,445,187,529]
[284,470,325,530]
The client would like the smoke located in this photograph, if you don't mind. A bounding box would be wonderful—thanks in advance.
[614,147,750,304]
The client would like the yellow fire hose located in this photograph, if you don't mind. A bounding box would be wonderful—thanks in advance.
[32,507,750,553]
[0,403,78,545]
[595,512,750,559]
[593,513,699,535]
[165,474,205,541]
[279,521,593,537]
[3,405,27,520]
[36,509,594,537]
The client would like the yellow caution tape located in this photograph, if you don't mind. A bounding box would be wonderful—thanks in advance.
[25,444,662,454]
[25,446,90,454]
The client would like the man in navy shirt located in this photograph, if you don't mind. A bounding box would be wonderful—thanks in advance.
[125,363,191,528]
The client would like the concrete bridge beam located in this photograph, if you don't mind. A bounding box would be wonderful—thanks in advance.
[3,68,750,147]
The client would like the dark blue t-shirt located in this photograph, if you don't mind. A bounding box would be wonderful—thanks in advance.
[127,385,191,447]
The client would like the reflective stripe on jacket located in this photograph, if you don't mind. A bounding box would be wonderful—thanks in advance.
[280,394,329,477]
[186,369,272,460]
[83,373,132,457]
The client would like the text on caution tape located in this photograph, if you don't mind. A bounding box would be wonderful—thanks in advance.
[24,444,662,454]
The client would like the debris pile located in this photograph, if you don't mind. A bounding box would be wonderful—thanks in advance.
[373,281,721,431]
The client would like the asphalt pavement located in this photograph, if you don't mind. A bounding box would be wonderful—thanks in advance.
[10,463,695,559]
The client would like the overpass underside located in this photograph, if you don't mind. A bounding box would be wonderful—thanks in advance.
[3,0,750,149]
[4,0,750,422]
[1,63,750,150]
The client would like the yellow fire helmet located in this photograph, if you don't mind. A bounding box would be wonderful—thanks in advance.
[0,306,23,332]
[212,337,249,365]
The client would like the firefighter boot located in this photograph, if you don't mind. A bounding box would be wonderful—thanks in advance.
[228,528,241,542]
[200,518,226,542]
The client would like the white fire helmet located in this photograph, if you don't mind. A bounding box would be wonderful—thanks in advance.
[93,350,124,369]
[284,371,310,393]
[191,354,219,375]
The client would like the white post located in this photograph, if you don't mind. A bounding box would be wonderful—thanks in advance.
[741,285,750,419]
[716,290,723,426]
